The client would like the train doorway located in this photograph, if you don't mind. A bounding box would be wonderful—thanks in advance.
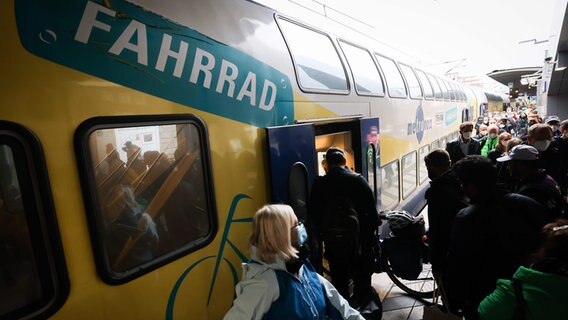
[266,116,380,221]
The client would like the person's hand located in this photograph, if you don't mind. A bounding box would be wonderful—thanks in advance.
[137,213,153,232]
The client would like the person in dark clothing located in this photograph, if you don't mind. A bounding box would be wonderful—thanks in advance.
[424,149,469,308]
[545,115,562,138]
[308,147,380,309]
[527,124,566,200]
[446,156,549,320]
[552,119,568,202]
[446,122,481,166]
[487,132,511,164]
[497,144,566,220]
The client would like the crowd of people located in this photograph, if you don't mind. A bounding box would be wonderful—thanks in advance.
[426,109,568,319]
[223,107,568,319]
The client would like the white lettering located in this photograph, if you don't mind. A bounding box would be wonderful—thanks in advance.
[75,1,115,43]
[189,48,215,89]
[215,60,239,97]
[109,20,148,66]
[155,34,188,78]
[236,72,257,106]
[259,80,277,111]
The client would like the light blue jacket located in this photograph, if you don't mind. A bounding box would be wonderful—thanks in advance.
[224,247,364,320]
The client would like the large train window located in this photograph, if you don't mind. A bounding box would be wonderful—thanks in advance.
[277,18,348,93]
[338,40,385,96]
[75,116,216,284]
[379,160,400,210]
[401,151,417,199]
[0,122,69,319]
[418,145,430,184]
[374,55,407,98]
[415,69,434,99]
[399,64,423,99]
[427,74,443,100]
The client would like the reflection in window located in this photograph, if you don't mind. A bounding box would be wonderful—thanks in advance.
[278,19,348,92]
[380,161,399,210]
[339,41,384,96]
[90,123,211,274]
[0,145,43,317]
[402,152,417,199]
[375,55,407,98]
[399,64,422,99]
[415,69,434,99]
[418,145,430,184]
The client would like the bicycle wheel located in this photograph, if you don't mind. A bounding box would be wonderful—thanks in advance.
[381,253,438,299]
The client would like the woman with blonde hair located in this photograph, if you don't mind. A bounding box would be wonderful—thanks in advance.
[224,204,364,320]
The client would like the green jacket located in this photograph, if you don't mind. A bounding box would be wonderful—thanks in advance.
[481,136,498,157]
[478,266,568,320]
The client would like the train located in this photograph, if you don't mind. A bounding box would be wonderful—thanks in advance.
[0,0,504,319]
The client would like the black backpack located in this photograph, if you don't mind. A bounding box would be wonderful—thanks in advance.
[321,196,360,258]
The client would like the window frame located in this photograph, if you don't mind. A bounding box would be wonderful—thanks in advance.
[276,16,350,95]
[427,73,443,100]
[418,144,431,184]
[399,63,423,100]
[374,53,408,99]
[379,159,400,211]
[0,121,69,319]
[401,150,418,200]
[74,114,218,285]
[415,69,435,100]
[337,39,385,97]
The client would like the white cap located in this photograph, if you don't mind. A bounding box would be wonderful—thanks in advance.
[496,145,539,162]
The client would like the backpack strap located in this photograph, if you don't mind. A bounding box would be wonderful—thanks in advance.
[511,278,526,320]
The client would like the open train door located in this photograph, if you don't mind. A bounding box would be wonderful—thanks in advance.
[266,123,316,222]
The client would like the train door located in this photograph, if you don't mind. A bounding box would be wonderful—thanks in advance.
[266,123,316,222]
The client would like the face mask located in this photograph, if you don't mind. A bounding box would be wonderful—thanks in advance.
[293,222,308,247]
[552,125,559,132]
[462,131,472,139]
[499,124,505,128]
[489,133,497,139]
[532,140,551,152]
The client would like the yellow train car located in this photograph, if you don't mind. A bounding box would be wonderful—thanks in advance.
[1,0,474,319]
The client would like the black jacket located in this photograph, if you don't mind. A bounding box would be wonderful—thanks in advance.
[445,187,549,318]
[308,166,379,246]
[446,138,481,166]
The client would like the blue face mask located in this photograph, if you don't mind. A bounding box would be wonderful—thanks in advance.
[294,222,308,247]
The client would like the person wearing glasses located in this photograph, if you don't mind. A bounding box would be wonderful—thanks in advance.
[224,204,364,320]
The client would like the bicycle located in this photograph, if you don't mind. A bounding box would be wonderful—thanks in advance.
[377,210,439,299]
[321,209,439,301]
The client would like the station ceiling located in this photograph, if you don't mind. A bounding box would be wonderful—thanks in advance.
[487,67,539,97]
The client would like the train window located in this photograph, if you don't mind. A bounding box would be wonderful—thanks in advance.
[277,18,348,93]
[458,85,467,102]
[288,162,309,222]
[415,69,434,99]
[418,145,430,184]
[430,139,440,151]
[446,81,456,101]
[0,122,69,319]
[401,151,417,199]
[440,136,448,148]
[427,74,443,100]
[374,55,407,98]
[438,78,450,101]
[379,160,400,210]
[75,116,216,284]
[338,41,385,96]
[399,64,423,99]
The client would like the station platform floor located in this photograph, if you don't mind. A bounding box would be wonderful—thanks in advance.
[372,271,465,320]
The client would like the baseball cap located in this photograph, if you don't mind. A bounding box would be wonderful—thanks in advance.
[122,141,133,152]
[545,116,560,124]
[496,145,539,162]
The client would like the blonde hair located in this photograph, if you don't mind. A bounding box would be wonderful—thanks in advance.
[250,204,298,263]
